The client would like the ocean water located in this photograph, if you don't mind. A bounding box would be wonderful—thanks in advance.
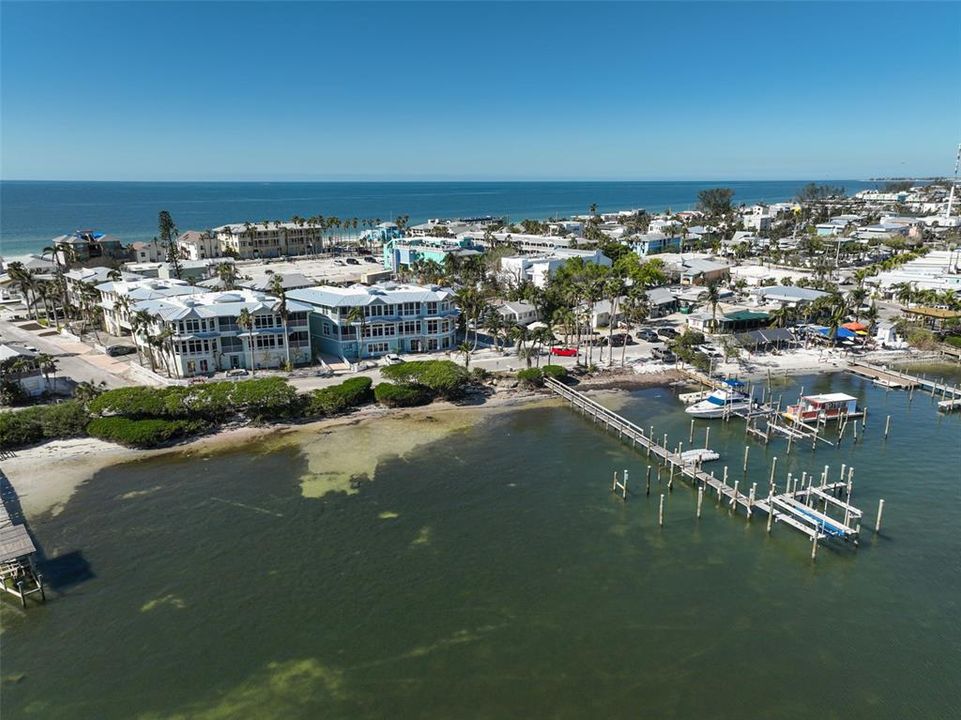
[2,370,959,719]
[0,180,877,257]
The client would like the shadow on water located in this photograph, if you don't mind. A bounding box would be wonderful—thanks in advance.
[0,469,96,595]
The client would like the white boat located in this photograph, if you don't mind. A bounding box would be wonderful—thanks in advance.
[685,388,754,418]
[680,448,720,465]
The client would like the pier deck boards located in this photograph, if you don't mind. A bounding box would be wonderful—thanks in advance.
[849,361,961,398]
[544,378,864,550]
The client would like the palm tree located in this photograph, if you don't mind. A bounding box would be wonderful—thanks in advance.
[346,306,366,361]
[705,281,721,332]
[457,341,472,370]
[603,275,626,366]
[848,287,867,321]
[892,282,915,308]
[237,308,255,374]
[7,262,39,321]
[620,293,649,366]
[269,274,292,369]
[130,309,152,368]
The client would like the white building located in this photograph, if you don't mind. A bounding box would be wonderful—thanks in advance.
[499,248,612,288]
[496,300,539,326]
[176,230,220,260]
[215,222,323,259]
[873,250,961,293]
[289,283,459,359]
[131,289,312,377]
[96,277,205,335]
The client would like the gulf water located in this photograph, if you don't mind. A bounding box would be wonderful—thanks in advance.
[2,370,959,719]
[0,180,877,256]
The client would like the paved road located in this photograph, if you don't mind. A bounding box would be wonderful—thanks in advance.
[0,314,135,389]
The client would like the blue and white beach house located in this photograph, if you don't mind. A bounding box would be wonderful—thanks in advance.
[288,283,459,360]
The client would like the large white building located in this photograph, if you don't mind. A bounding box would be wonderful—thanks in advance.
[873,250,961,294]
[288,283,459,360]
[96,277,206,335]
[214,222,324,259]
[130,289,312,377]
[499,248,611,288]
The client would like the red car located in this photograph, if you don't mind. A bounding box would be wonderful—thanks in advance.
[550,347,578,357]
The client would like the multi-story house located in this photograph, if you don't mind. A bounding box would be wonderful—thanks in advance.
[287,283,459,360]
[64,267,143,308]
[381,236,482,271]
[96,277,205,335]
[129,290,312,377]
[214,222,323,259]
[176,230,220,260]
[498,248,611,289]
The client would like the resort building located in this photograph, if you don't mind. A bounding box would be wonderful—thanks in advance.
[130,241,165,263]
[50,230,129,264]
[288,283,459,360]
[176,230,220,260]
[64,267,143,306]
[751,285,828,308]
[499,248,612,289]
[96,277,205,335]
[130,290,312,377]
[873,250,961,293]
[630,232,681,256]
[214,222,323,259]
[659,255,730,286]
[465,232,584,253]
[382,236,482,271]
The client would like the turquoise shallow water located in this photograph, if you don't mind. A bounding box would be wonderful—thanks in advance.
[1,369,959,719]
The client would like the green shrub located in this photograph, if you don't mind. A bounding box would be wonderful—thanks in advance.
[86,417,208,448]
[308,377,374,416]
[944,335,961,349]
[0,401,91,450]
[381,360,469,398]
[516,368,544,387]
[469,367,491,382]
[373,382,433,408]
[542,365,568,380]
[88,378,299,421]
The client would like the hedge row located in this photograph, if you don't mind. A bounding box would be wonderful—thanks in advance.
[307,377,373,416]
[374,382,433,408]
[86,417,210,449]
[381,360,469,399]
[88,378,299,421]
[0,401,90,449]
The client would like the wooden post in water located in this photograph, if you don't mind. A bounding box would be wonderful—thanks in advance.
[659,493,665,527]
[696,486,704,518]
[612,470,618,493]
[646,465,651,496]
[766,487,775,533]
[704,427,710,449]
[689,419,695,444]
[875,498,885,533]
[786,472,793,496]
[884,415,891,440]
[663,433,668,452]
[622,469,629,500]
[731,480,739,510]
[769,456,778,486]
[668,461,675,491]
[811,535,818,561]
[786,429,793,455]
[723,465,729,488]
[748,483,757,520]
[743,445,750,475]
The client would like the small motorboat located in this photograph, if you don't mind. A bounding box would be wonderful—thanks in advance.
[685,388,754,418]
[680,448,720,465]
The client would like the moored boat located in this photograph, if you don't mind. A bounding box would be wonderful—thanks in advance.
[783,392,861,423]
[685,388,754,418]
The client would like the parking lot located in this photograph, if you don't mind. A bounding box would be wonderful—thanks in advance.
[237,253,383,285]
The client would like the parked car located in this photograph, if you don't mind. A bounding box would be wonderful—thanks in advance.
[363,256,378,263]
[656,327,679,340]
[602,334,635,347]
[550,347,578,357]
[105,344,136,357]
[225,368,249,377]
[636,329,659,343]
[334,259,346,266]
[346,258,361,265]
[383,353,404,365]
[652,346,676,362]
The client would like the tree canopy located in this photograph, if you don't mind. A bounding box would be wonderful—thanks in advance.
[696,187,735,216]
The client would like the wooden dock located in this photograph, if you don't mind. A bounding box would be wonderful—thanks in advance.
[0,477,44,608]
[849,361,961,399]
[544,378,865,556]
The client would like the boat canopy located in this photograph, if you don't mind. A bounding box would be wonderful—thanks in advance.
[723,378,745,388]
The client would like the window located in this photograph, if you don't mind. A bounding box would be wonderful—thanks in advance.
[426,320,439,334]
[401,302,420,316]
[402,320,419,335]
[425,301,438,315]
[254,314,276,329]
[322,322,332,337]
[367,342,389,355]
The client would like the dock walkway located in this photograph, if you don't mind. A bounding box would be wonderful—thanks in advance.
[544,378,863,554]
[0,476,44,607]
[849,361,961,398]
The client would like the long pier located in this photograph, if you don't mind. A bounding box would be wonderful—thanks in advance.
[544,378,865,556]
[849,360,961,399]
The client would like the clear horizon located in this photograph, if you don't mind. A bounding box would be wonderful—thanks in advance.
[1,1,958,181]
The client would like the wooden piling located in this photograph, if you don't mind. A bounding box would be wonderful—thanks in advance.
[884,415,891,439]
[875,498,885,533]
[646,465,651,496]
[743,445,750,475]
[659,493,665,527]
[731,480,739,509]
[704,427,710,449]
[696,486,704,518]
[689,418,695,444]
[769,456,778,486]
[766,488,774,533]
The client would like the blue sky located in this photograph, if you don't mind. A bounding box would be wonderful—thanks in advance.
[1,1,958,181]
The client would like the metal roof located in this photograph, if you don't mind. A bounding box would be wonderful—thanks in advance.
[288,283,455,309]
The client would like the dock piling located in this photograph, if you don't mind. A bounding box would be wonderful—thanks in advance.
[689,419,695,444]
[696,486,704,518]
[884,415,891,439]
[659,493,665,527]
[875,498,885,533]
